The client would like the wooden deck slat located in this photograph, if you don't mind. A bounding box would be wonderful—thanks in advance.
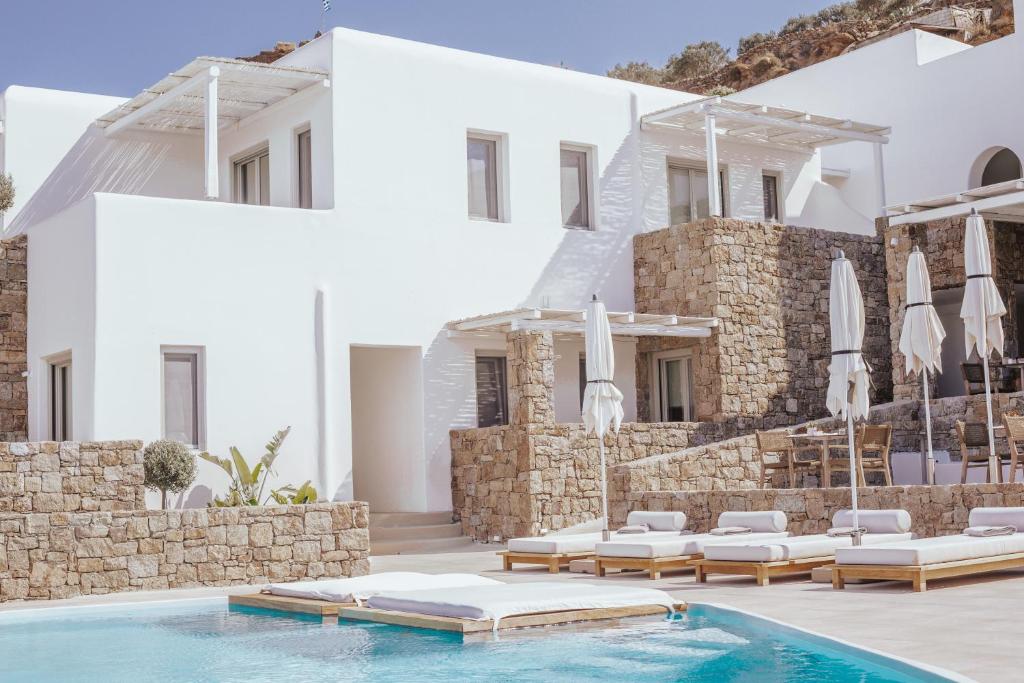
[832,552,1024,592]
[594,554,701,580]
[692,556,836,586]
[228,593,354,615]
[498,550,595,573]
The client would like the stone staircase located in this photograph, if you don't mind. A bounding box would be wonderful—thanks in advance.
[368,511,477,556]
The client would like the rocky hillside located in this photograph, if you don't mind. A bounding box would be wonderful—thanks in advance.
[611,0,1013,95]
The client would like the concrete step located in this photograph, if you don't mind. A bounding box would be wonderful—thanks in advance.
[369,511,454,527]
[369,535,479,556]
[369,522,464,541]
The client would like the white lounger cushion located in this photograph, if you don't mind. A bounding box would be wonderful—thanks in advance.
[835,532,1024,566]
[626,511,686,531]
[266,572,502,603]
[718,511,787,533]
[596,531,790,559]
[366,581,675,628]
[831,509,911,534]
[507,530,680,554]
[968,507,1024,530]
[704,533,913,562]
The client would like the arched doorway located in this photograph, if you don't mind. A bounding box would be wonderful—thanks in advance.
[970,147,1022,188]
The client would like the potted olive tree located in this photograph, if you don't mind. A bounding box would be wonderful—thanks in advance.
[143,440,198,510]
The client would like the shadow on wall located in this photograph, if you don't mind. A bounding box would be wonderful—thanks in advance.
[8,127,204,234]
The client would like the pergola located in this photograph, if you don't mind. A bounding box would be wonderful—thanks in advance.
[95,56,330,199]
[641,96,892,217]
[446,307,719,338]
[885,179,1024,226]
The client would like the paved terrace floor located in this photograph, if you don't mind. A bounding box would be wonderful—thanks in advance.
[2,545,1020,682]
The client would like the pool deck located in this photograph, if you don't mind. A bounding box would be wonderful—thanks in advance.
[2,546,1020,682]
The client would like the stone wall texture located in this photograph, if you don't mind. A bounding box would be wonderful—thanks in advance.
[0,236,26,441]
[622,483,1024,538]
[0,441,144,513]
[0,503,369,602]
[634,218,891,428]
[884,216,1024,401]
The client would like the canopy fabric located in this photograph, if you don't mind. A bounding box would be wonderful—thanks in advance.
[899,249,946,376]
[582,299,624,438]
[826,257,870,421]
[960,212,1006,359]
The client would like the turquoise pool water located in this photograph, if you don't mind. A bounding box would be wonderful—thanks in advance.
[0,599,953,682]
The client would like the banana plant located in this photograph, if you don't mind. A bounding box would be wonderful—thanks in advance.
[199,427,315,506]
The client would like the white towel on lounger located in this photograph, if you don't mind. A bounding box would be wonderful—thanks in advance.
[710,527,751,536]
[827,527,867,538]
[964,525,1016,537]
[616,524,649,534]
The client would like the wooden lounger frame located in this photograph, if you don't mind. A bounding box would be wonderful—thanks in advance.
[498,550,593,573]
[337,602,684,633]
[832,552,1024,592]
[228,592,354,617]
[594,554,701,580]
[692,556,835,586]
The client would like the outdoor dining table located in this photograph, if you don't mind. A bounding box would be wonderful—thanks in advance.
[786,431,848,488]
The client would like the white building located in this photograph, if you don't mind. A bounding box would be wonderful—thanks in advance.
[6,15,998,513]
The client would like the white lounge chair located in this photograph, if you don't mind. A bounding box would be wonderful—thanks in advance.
[832,507,1024,592]
[500,511,687,573]
[593,511,790,579]
[359,581,679,632]
[692,509,913,586]
[229,572,503,615]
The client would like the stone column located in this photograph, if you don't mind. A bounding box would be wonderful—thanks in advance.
[506,330,555,426]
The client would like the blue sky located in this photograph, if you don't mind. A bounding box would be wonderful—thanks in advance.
[1,1,836,96]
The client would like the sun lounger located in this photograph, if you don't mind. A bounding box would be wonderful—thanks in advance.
[349,581,680,632]
[832,507,1024,591]
[593,511,790,579]
[228,572,503,615]
[500,511,687,573]
[692,509,913,586]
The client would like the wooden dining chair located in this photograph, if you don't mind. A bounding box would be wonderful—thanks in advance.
[856,424,893,486]
[1001,415,1024,484]
[955,420,1002,483]
[755,430,820,489]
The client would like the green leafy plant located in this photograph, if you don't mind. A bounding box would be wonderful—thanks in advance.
[199,427,317,506]
[143,440,198,510]
[0,173,14,214]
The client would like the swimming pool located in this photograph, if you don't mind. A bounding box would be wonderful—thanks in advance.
[0,599,960,682]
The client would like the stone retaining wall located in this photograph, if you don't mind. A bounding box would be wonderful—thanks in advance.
[622,483,1024,537]
[0,441,144,513]
[0,236,27,441]
[0,502,369,602]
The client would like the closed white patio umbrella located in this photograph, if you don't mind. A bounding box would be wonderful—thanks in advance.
[582,295,624,542]
[899,247,946,484]
[960,209,1007,481]
[826,252,869,545]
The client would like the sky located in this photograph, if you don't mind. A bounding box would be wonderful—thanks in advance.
[0,1,838,97]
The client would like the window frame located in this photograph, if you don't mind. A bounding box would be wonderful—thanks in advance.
[160,346,206,449]
[474,352,509,428]
[650,348,696,423]
[296,126,313,209]
[466,131,509,223]
[762,170,782,222]
[47,353,72,442]
[667,160,728,223]
[233,145,271,206]
[559,143,596,230]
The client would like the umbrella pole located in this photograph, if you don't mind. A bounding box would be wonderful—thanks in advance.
[846,403,861,547]
[982,353,999,482]
[922,369,936,485]
[599,437,610,542]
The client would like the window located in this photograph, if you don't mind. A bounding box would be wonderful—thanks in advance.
[981,148,1022,186]
[297,129,312,209]
[578,354,588,410]
[234,148,270,205]
[467,134,501,221]
[49,357,71,441]
[162,348,204,448]
[762,173,780,222]
[668,163,726,224]
[654,351,695,422]
[560,146,591,229]
[475,354,508,427]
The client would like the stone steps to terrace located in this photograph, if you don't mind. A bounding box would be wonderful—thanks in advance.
[368,511,478,556]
